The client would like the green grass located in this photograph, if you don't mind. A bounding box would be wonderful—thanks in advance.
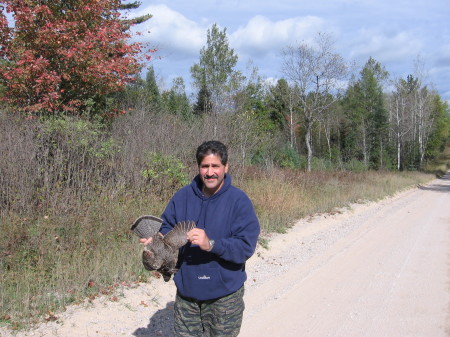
[0,169,439,330]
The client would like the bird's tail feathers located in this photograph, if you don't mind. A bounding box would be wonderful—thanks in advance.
[131,215,164,239]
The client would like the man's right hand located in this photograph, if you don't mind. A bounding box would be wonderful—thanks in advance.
[140,237,153,245]
[139,232,163,246]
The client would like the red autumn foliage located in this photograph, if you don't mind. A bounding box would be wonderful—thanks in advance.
[0,0,153,114]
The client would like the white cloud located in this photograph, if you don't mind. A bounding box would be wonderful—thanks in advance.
[129,1,449,102]
[131,4,207,59]
[348,29,423,64]
[231,15,326,58]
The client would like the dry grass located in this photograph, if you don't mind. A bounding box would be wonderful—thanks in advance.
[0,195,165,329]
[0,168,437,329]
[241,169,436,236]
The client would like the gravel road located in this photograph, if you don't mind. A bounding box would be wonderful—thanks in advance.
[1,173,449,337]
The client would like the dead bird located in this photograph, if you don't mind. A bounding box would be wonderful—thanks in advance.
[131,215,196,282]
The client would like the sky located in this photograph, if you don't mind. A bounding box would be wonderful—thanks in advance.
[129,0,450,102]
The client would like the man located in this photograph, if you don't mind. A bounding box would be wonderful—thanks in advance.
[141,140,260,336]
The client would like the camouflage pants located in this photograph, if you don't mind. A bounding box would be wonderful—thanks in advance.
[173,286,245,337]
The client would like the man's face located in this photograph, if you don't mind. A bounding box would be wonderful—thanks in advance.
[199,153,228,196]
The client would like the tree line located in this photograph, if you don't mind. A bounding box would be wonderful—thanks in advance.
[118,26,448,172]
[1,1,449,175]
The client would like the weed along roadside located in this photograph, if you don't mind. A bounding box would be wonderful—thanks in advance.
[0,167,438,331]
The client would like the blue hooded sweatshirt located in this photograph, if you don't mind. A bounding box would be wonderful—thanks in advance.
[160,173,260,301]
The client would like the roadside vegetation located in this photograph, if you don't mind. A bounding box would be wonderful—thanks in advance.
[1,0,449,331]
[0,111,446,330]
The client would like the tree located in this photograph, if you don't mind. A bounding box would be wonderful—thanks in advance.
[190,23,238,117]
[320,99,345,164]
[425,95,449,162]
[113,66,163,112]
[388,57,444,170]
[162,77,192,120]
[360,58,389,169]
[119,1,151,27]
[267,78,301,149]
[228,64,278,166]
[193,82,213,116]
[0,0,153,115]
[389,75,418,170]
[282,33,347,171]
[341,81,365,161]
[412,58,436,168]
[144,65,162,110]
[342,57,389,169]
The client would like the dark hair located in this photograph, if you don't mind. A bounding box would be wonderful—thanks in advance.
[196,141,228,166]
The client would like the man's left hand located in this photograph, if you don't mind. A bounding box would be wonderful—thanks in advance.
[187,228,211,251]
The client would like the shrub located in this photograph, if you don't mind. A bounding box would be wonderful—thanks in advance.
[311,157,335,171]
[275,145,304,169]
[141,152,190,199]
[343,159,368,172]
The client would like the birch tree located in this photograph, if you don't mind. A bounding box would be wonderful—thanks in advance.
[389,62,445,170]
[281,33,347,171]
[412,59,436,168]
[389,76,416,170]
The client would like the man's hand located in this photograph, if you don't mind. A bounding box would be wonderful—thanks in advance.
[139,237,153,245]
[187,228,210,251]
[139,232,163,246]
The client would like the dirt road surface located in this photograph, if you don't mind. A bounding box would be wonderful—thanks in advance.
[1,174,449,337]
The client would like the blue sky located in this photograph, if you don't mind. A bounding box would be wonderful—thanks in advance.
[130,0,450,102]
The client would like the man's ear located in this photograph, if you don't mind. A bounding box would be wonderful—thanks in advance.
[225,163,229,173]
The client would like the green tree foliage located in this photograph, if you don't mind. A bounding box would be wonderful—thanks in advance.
[267,79,291,130]
[341,80,365,161]
[389,74,421,170]
[119,0,151,27]
[113,74,145,110]
[0,0,152,115]
[425,95,449,160]
[228,67,285,166]
[161,77,192,120]
[190,23,238,115]
[362,58,390,169]
[231,65,272,132]
[193,82,213,115]
[267,79,288,127]
[110,65,163,112]
[141,152,189,199]
[342,57,389,169]
[266,78,301,148]
[144,65,162,109]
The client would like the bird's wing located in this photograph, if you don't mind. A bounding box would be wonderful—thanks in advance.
[163,221,196,249]
[130,215,163,239]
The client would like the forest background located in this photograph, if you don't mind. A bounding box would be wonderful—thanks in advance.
[0,0,449,330]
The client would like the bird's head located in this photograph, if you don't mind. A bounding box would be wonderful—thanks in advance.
[142,248,163,270]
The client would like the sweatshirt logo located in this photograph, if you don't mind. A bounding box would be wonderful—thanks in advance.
[198,275,211,280]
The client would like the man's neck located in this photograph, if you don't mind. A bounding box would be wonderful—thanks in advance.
[202,185,213,197]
